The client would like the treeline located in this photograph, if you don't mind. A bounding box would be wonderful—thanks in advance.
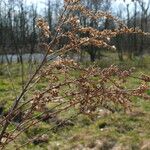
[0,0,61,56]
[115,0,150,61]
[0,0,150,62]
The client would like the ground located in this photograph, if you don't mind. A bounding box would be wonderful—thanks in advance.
[0,53,150,150]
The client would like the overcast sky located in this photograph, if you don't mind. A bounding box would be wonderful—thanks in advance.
[25,0,149,17]
[26,0,46,7]
[26,0,44,5]
[26,0,133,4]
[25,0,135,9]
[25,0,133,7]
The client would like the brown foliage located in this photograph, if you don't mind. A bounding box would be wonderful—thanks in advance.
[0,0,149,149]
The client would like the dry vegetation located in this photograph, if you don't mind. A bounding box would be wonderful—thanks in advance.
[0,0,150,149]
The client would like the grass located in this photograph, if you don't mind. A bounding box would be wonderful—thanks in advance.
[0,53,150,150]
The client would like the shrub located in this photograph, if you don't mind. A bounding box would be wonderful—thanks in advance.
[0,0,149,148]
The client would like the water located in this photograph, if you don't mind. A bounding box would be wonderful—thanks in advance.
[0,53,90,63]
[0,53,51,63]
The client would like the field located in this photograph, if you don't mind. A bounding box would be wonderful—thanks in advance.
[0,53,150,150]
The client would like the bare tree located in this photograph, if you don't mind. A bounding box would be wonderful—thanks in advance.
[137,0,150,55]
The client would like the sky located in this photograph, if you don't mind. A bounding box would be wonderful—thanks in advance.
[26,0,44,5]
[26,0,46,8]
[25,0,149,17]
[26,0,63,13]
[26,0,133,4]
[25,0,135,11]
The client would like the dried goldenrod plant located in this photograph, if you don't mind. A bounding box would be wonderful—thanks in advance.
[0,0,149,149]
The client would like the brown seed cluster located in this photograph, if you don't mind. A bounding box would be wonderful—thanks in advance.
[0,0,149,148]
[36,18,51,37]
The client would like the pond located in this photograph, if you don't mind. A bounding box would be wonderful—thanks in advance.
[0,53,90,63]
[0,53,55,63]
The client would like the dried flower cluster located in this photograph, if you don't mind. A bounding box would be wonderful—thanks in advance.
[0,0,149,149]
[36,18,51,37]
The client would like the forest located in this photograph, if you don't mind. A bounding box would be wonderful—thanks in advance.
[0,0,150,149]
[0,0,150,61]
